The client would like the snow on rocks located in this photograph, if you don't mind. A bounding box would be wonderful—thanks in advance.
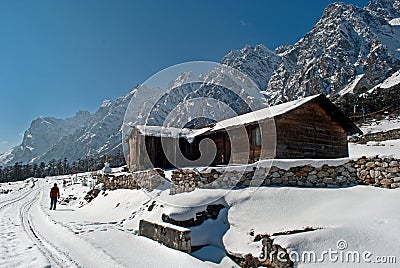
[375,68,400,89]
[389,18,400,26]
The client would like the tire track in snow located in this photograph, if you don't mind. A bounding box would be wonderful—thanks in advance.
[0,188,32,211]
[29,182,125,268]
[0,188,49,267]
[0,181,125,268]
[20,188,80,267]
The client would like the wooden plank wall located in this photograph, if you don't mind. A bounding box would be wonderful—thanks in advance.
[275,102,348,159]
[126,128,156,171]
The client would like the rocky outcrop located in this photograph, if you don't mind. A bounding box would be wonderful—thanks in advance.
[83,189,100,203]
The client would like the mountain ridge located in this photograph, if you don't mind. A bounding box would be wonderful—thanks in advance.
[223,0,400,104]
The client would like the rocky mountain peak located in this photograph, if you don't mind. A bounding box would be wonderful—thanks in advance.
[75,110,91,119]
[221,44,282,90]
[274,44,293,55]
[365,0,400,21]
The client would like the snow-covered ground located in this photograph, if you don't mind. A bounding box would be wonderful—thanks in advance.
[0,177,234,268]
[348,113,400,159]
[1,175,398,267]
[349,139,400,158]
[358,113,400,134]
[1,119,400,267]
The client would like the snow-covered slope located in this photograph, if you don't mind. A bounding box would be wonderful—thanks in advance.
[374,68,400,89]
[364,67,400,94]
[221,45,282,91]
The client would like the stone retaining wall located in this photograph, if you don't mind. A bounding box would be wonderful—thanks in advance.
[355,157,400,188]
[169,157,400,194]
[96,157,400,194]
[139,219,191,253]
[348,128,400,144]
[97,169,165,191]
[97,173,138,190]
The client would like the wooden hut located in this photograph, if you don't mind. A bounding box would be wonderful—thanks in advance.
[126,94,361,170]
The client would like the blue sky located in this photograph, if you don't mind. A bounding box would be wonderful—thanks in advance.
[0,0,369,155]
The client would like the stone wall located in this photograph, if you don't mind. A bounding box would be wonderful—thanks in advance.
[97,173,138,190]
[227,236,293,268]
[349,128,400,144]
[355,157,400,188]
[139,219,191,253]
[169,157,400,194]
[97,169,165,191]
[96,157,400,194]
[162,204,226,227]
[169,169,239,195]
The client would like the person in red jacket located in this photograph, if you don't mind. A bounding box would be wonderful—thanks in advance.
[50,183,60,210]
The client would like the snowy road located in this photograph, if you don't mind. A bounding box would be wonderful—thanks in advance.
[0,184,50,267]
[19,186,79,267]
[0,180,213,268]
[0,181,124,268]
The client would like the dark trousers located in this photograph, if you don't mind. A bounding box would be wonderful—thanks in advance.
[50,198,57,210]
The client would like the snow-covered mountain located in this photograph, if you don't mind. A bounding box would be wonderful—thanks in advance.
[221,44,282,91]
[0,91,135,166]
[0,111,91,165]
[38,91,134,164]
[142,69,268,128]
[223,0,400,104]
[3,0,400,166]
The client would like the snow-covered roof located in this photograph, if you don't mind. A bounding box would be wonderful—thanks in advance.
[211,94,319,132]
[134,94,361,139]
[135,125,210,142]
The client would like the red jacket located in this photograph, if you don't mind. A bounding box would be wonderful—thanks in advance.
[50,186,60,198]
